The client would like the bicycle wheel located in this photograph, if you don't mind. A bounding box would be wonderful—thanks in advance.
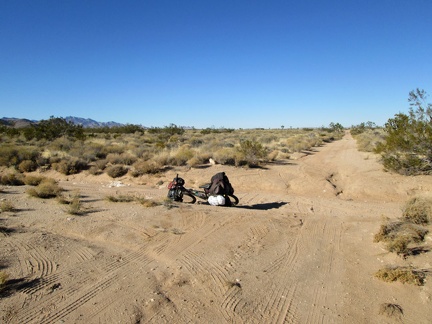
[181,191,197,204]
[227,194,239,206]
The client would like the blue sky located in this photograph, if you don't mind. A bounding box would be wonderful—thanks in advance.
[1,0,431,128]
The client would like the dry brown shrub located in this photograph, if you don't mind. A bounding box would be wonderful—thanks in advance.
[375,266,426,285]
[106,194,136,202]
[23,175,45,186]
[0,271,9,291]
[131,160,160,176]
[403,196,432,225]
[106,165,128,178]
[27,178,63,199]
[0,172,25,186]
[172,145,195,166]
[138,198,160,207]
[18,159,37,172]
[213,147,237,165]
[0,200,15,212]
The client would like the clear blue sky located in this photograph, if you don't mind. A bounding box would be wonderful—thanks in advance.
[1,0,431,128]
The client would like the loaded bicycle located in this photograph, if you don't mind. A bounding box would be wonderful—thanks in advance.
[167,174,239,206]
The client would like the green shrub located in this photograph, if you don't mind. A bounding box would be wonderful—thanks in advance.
[376,89,432,175]
[106,165,128,178]
[236,140,269,167]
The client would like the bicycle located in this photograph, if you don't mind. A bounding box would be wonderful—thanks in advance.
[167,174,239,206]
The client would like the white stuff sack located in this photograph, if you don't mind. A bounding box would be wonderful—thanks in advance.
[208,195,225,206]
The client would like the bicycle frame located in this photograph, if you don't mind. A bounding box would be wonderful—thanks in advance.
[167,174,239,206]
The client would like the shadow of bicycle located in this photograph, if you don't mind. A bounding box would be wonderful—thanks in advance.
[236,201,288,210]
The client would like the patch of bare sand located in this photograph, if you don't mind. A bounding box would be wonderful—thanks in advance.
[1,132,432,323]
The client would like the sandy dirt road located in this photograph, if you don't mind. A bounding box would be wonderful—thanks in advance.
[1,131,431,323]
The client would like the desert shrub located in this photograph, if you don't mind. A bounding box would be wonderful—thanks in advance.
[376,89,432,175]
[137,197,160,207]
[48,137,74,151]
[402,196,432,224]
[106,194,136,202]
[65,192,83,215]
[23,175,45,186]
[375,266,425,285]
[95,159,108,170]
[87,165,101,175]
[212,147,237,165]
[172,145,195,166]
[236,139,269,167]
[27,179,63,198]
[131,160,160,176]
[52,158,88,175]
[374,220,428,256]
[106,165,128,178]
[18,159,38,172]
[106,153,137,165]
[152,151,172,167]
[0,200,15,212]
[0,145,40,168]
[186,153,211,167]
[354,128,386,152]
[23,117,85,141]
[0,172,25,186]
[0,271,9,291]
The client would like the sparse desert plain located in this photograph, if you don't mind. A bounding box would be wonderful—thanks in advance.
[1,131,432,323]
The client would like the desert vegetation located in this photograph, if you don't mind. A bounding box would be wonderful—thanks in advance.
[0,118,344,179]
[374,195,431,285]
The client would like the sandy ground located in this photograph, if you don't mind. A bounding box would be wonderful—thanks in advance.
[1,131,432,323]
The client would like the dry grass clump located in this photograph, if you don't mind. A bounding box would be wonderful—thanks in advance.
[27,178,63,198]
[374,220,428,256]
[0,200,15,212]
[402,196,432,225]
[379,303,403,319]
[0,271,9,291]
[58,191,83,215]
[137,197,160,207]
[23,175,46,186]
[375,266,426,286]
[106,194,136,202]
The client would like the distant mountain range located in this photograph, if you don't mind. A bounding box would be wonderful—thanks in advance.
[1,116,125,128]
